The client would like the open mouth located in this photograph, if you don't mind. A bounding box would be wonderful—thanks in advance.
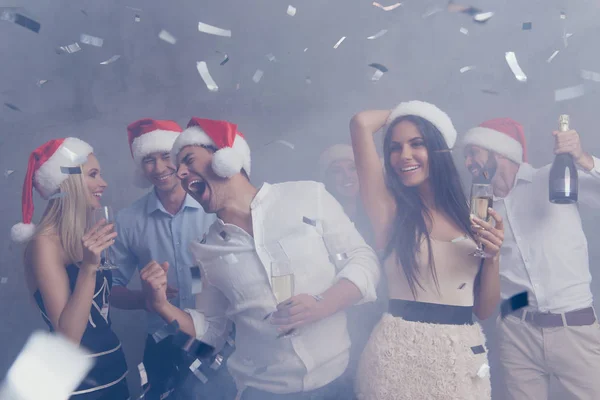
[400,165,420,173]
[342,182,355,188]
[187,179,207,197]
[93,192,103,198]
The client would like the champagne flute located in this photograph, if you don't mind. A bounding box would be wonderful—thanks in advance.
[91,206,119,271]
[270,261,296,338]
[469,183,494,258]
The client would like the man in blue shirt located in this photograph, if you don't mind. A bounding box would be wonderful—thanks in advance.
[111,118,228,399]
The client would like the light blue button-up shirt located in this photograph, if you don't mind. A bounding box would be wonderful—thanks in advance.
[112,189,215,335]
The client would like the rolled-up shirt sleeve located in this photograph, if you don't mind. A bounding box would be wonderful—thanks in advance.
[112,212,139,287]
[578,155,600,208]
[317,183,381,304]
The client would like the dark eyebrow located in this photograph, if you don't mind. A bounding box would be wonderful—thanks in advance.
[88,168,99,174]
[408,137,424,142]
[181,153,192,164]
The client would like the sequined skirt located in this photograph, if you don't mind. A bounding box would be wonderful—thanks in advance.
[355,313,491,400]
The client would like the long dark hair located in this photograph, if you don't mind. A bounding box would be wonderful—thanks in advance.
[383,115,473,299]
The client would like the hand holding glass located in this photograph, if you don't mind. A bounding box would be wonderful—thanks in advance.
[270,261,296,338]
[470,184,494,258]
[92,206,119,271]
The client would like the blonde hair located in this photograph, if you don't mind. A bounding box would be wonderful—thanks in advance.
[25,173,91,265]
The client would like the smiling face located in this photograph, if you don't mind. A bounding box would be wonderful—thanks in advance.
[141,151,179,192]
[176,145,224,213]
[325,159,359,200]
[83,154,107,209]
[387,120,430,187]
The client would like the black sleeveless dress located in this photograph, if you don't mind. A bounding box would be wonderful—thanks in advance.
[34,264,129,400]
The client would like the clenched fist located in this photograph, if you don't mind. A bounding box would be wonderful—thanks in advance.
[140,261,169,313]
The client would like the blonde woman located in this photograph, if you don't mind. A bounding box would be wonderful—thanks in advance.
[11,138,129,399]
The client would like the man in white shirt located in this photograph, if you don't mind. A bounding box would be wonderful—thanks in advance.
[140,117,380,400]
[462,117,600,400]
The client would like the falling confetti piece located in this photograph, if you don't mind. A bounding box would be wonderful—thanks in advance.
[0,277,7,284]
[80,33,104,47]
[56,42,82,54]
[100,55,121,65]
[0,8,41,33]
[367,29,388,40]
[80,10,88,16]
[252,69,264,83]
[198,22,231,37]
[477,364,490,378]
[554,84,585,102]
[333,36,346,49]
[481,89,500,95]
[305,76,312,84]
[505,52,527,82]
[287,5,297,16]
[563,31,573,48]
[372,2,402,11]
[303,48,308,52]
[560,11,566,19]
[220,54,229,65]
[134,14,141,22]
[368,63,388,73]
[473,11,494,22]
[460,27,468,35]
[371,70,384,81]
[138,363,148,386]
[196,62,218,92]
[271,140,295,150]
[126,6,143,12]
[158,29,177,44]
[581,69,600,82]
[4,170,14,177]
[522,22,532,30]
[546,50,559,63]
[4,103,21,111]
[458,283,466,289]
[36,79,49,87]
[266,53,276,62]
[460,66,475,73]
[422,7,443,18]
[501,291,528,318]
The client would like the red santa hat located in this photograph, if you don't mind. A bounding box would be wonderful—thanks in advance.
[171,117,251,178]
[462,118,528,164]
[127,118,183,188]
[385,100,458,149]
[11,138,94,243]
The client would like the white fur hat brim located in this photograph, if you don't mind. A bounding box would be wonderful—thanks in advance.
[34,137,93,199]
[462,126,523,164]
[131,130,180,164]
[171,126,251,178]
[385,101,457,149]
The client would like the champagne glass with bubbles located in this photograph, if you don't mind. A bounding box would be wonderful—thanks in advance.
[92,206,119,271]
[270,261,296,338]
[470,183,494,258]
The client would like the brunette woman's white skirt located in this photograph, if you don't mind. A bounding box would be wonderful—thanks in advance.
[355,314,491,400]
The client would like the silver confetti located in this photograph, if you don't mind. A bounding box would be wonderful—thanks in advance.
[80,34,104,47]
[554,84,585,102]
[333,36,346,49]
[371,69,384,81]
[581,69,600,82]
[134,14,141,22]
[57,42,82,54]
[210,354,224,370]
[100,55,121,65]
[4,170,14,177]
[158,29,177,44]
[137,363,148,386]
[196,62,219,92]
[198,22,231,37]
[303,216,317,226]
[372,2,402,11]
[266,53,276,62]
[422,7,443,18]
[505,52,527,82]
[477,363,490,378]
[287,5,297,16]
[0,8,41,33]
[563,31,573,48]
[460,27,469,35]
[458,282,466,289]
[329,253,348,263]
[546,50,559,63]
[252,69,264,83]
[303,48,308,52]
[220,54,229,65]
[367,29,388,40]
[460,66,475,73]
[473,12,494,22]
[189,359,208,383]
[36,80,49,87]
[273,140,295,150]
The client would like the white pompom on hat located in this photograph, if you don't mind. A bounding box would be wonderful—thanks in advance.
[126,118,183,187]
[11,138,93,243]
[385,100,458,149]
[171,117,251,178]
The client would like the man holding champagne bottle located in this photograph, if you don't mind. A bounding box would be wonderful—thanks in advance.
[140,117,380,400]
[462,117,600,399]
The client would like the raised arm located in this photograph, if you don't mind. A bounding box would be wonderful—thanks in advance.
[350,110,396,249]
[29,222,116,344]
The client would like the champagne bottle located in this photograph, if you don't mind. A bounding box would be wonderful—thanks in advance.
[549,115,578,204]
